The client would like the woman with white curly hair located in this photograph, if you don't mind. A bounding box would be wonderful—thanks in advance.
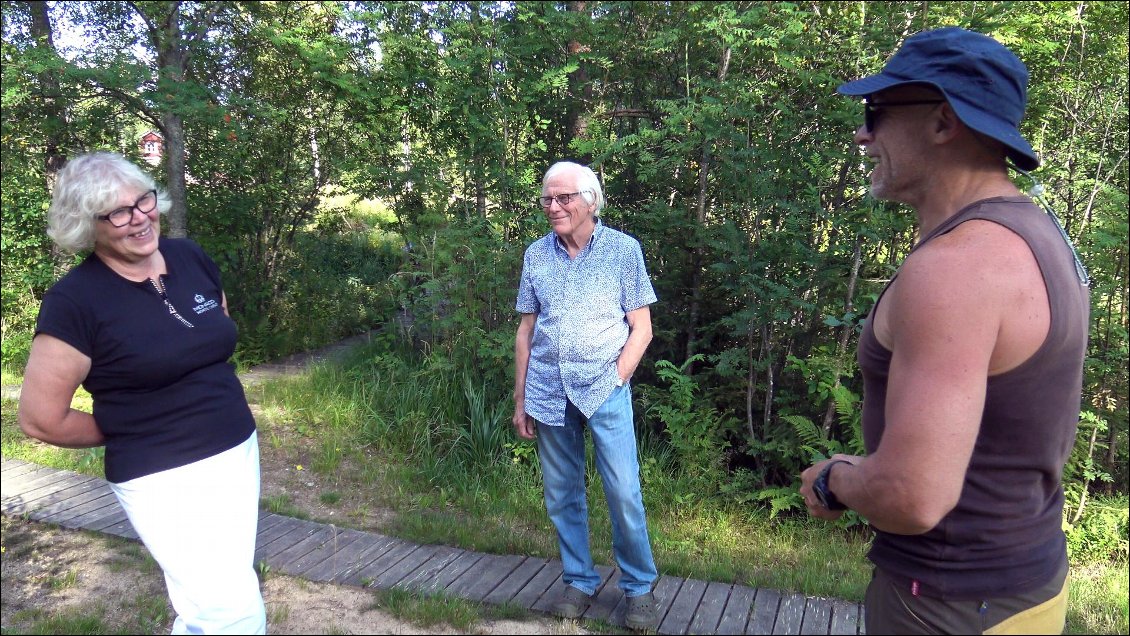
[18,151,266,634]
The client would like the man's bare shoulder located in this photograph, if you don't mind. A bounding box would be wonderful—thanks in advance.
[900,219,1035,291]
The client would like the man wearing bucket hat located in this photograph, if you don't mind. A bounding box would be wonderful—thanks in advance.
[799,27,1090,634]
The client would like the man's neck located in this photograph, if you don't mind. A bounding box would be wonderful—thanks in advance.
[914,169,1022,238]
[557,219,599,258]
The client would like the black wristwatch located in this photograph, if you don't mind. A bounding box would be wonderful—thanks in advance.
[813,460,851,511]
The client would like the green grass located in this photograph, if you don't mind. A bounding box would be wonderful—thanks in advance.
[1067,561,1130,635]
[1,394,103,478]
[6,607,113,635]
[261,493,308,520]
[369,587,483,631]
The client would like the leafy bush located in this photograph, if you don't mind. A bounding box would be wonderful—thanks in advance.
[1065,493,1130,565]
[642,355,739,496]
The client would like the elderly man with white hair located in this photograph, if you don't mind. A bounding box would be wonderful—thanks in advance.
[512,161,659,630]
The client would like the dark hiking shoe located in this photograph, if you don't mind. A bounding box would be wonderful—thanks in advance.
[625,591,659,630]
[554,585,594,619]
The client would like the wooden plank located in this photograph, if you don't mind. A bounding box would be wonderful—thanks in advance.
[424,550,485,592]
[644,574,683,630]
[282,527,365,577]
[528,572,567,614]
[271,526,342,572]
[13,469,89,495]
[510,560,562,609]
[256,519,321,562]
[395,546,465,593]
[773,592,806,635]
[37,490,117,524]
[2,469,83,500]
[801,597,834,635]
[329,535,402,584]
[345,540,420,587]
[829,600,861,635]
[0,468,60,506]
[100,517,139,540]
[582,566,623,622]
[21,473,101,502]
[5,473,99,512]
[688,581,734,635]
[481,557,547,605]
[63,500,126,531]
[747,588,781,634]
[255,513,290,536]
[0,466,57,492]
[660,577,707,635]
[24,479,108,521]
[717,584,756,635]
[299,530,383,582]
[445,553,527,601]
[254,517,310,557]
[1,459,33,474]
[368,544,441,588]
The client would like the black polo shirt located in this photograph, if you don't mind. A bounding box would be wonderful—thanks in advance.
[36,238,255,483]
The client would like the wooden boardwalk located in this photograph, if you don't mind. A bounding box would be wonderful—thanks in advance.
[1,457,865,634]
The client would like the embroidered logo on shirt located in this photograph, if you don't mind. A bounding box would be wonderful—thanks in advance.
[192,292,221,315]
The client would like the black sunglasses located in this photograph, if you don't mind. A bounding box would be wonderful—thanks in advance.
[864,100,945,132]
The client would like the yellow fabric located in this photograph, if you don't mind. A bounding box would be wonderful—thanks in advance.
[984,574,1069,635]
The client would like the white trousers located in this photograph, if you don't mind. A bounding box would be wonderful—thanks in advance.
[111,431,266,635]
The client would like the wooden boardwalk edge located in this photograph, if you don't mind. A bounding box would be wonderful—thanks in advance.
[1,457,864,634]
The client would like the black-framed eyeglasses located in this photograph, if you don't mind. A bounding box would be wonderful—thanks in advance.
[864,100,945,133]
[97,189,158,227]
[537,191,588,208]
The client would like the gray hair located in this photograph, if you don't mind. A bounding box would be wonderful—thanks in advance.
[47,152,170,253]
[543,161,605,216]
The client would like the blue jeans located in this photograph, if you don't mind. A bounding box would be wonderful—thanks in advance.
[535,383,658,597]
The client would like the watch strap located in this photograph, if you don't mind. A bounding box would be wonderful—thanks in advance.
[815,460,851,511]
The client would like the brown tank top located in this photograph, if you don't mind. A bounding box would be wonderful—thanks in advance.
[858,196,1090,600]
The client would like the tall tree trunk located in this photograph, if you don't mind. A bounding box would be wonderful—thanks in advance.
[685,45,731,368]
[822,234,863,436]
[563,1,591,156]
[28,1,66,189]
[155,2,189,238]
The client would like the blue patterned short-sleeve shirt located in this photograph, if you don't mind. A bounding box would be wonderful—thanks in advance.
[516,221,657,425]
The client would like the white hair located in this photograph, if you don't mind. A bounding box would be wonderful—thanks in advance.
[47,152,170,253]
[542,161,605,216]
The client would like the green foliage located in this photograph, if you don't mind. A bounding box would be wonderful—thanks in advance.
[643,355,738,496]
[2,1,1126,523]
[452,374,510,469]
[1064,493,1130,565]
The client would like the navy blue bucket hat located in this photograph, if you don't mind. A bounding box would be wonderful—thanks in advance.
[838,27,1039,171]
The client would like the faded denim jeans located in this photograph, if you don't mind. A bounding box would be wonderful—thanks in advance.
[535,382,658,597]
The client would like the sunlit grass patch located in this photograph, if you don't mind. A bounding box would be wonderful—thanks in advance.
[369,587,482,631]
[1,397,103,478]
[261,493,308,520]
[1067,560,1130,635]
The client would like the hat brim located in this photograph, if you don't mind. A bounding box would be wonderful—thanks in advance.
[837,73,1040,171]
[837,73,907,97]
